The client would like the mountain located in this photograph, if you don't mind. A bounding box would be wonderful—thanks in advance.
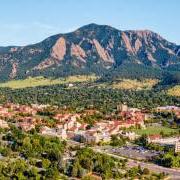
[0,23,179,81]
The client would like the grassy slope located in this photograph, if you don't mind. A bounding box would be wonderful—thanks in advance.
[167,85,180,97]
[0,75,98,89]
[95,79,159,90]
[0,76,159,90]
[111,79,158,90]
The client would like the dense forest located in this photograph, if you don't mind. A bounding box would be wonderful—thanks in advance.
[0,85,179,113]
[0,127,167,179]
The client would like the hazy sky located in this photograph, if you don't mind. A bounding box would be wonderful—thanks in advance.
[0,0,180,46]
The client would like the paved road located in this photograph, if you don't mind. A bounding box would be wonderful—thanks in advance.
[127,160,180,179]
[66,141,180,179]
[93,147,180,179]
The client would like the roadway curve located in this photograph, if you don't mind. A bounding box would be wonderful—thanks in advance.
[93,148,180,179]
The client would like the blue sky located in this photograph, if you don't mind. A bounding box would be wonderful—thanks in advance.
[0,0,180,46]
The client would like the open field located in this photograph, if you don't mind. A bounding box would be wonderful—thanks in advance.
[111,79,158,90]
[0,76,159,90]
[0,75,98,89]
[133,126,178,136]
[95,79,159,90]
[167,85,180,97]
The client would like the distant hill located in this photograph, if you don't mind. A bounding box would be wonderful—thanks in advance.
[0,23,179,81]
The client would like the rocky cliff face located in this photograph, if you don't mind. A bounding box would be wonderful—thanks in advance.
[0,23,179,80]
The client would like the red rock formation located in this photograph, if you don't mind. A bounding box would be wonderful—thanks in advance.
[71,43,86,62]
[121,32,134,54]
[93,39,114,63]
[51,37,66,60]
[33,58,55,70]
[9,62,18,78]
[134,38,142,52]
[147,52,156,62]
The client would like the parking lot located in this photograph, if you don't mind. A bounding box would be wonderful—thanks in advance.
[98,144,161,160]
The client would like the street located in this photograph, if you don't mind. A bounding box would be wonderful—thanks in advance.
[67,140,180,179]
[93,146,180,179]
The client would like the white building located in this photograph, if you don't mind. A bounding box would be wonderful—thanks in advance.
[175,141,180,153]
[40,126,67,139]
[57,128,67,139]
[0,119,9,129]
[117,103,128,112]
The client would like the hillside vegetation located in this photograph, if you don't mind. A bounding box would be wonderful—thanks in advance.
[0,75,98,89]
[167,85,180,97]
[0,74,160,91]
[95,79,159,90]
[111,79,158,90]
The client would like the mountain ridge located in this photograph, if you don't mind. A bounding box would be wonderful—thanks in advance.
[0,23,179,81]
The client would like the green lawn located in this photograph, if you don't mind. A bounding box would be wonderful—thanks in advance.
[133,126,178,136]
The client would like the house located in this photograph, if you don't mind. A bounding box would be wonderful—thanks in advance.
[56,128,67,139]
[68,83,74,87]
[84,131,100,144]
[18,105,37,115]
[16,117,38,131]
[78,123,88,130]
[148,134,162,143]
[0,119,9,129]
[108,126,120,135]
[18,122,35,131]
[0,107,12,118]
[68,126,79,133]
[31,104,50,110]
[98,132,111,142]
[94,122,108,131]
[54,114,70,122]
[156,106,180,112]
[40,126,56,136]
[117,103,128,112]
[119,131,137,140]
[83,109,99,115]
[175,112,180,120]
[66,131,76,139]
[56,114,81,131]
[149,136,180,146]
[40,126,67,139]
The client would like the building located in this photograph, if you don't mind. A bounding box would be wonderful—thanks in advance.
[175,141,180,153]
[84,131,100,144]
[117,103,128,112]
[18,122,35,131]
[41,126,56,135]
[120,131,137,140]
[68,83,74,88]
[57,128,67,139]
[156,106,180,112]
[0,119,9,129]
[148,134,162,143]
